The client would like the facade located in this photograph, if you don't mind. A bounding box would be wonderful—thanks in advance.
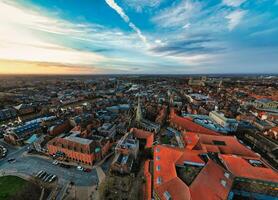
[48,120,72,136]
[209,111,239,132]
[13,103,35,115]
[111,132,139,174]
[135,98,160,133]
[47,131,110,165]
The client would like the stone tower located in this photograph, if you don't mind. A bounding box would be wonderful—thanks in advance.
[135,97,142,123]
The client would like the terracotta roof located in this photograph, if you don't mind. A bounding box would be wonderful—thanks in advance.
[198,134,259,158]
[176,150,205,166]
[190,160,233,200]
[131,128,154,148]
[183,132,259,158]
[153,145,184,188]
[155,177,191,200]
[170,109,219,136]
[144,160,152,200]
[220,154,278,183]
[183,132,199,150]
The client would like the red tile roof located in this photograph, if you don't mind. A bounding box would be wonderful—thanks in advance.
[153,145,191,199]
[190,160,233,200]
[183,132,259,158]
[155,177,191,200]
[144,159,152,200]
[220,154,278,183]
[176,150,205,166]
[131,128,154,148]
[169,109,219,136]
[198,134,259,158]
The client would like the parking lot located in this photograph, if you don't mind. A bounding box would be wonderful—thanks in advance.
[0,140,99,187]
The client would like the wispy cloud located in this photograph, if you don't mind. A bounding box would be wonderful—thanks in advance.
[226,10,246,31]
[151,0,201,28]
[223,0,246,7]
[105,0,149,47]
[123,0,164,12]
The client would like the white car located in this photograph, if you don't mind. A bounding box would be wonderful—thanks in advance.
[52,160,59,165]
[77,166,83,171]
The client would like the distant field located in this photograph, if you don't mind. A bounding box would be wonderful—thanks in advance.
[0,176,27,200]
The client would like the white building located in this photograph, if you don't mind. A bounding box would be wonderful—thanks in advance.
[209,111,238,132]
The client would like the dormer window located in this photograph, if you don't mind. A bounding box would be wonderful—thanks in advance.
[156,165,161,171]
[224,172,230,179]
[157,177,162,184]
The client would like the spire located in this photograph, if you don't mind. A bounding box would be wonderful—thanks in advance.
[136,96,142,122]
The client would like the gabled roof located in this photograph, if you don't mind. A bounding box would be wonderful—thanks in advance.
[170,109,219,136]
[183,132,259,158]
[131,128,154,148]
[220,154,278,183]
[190,160,233,200]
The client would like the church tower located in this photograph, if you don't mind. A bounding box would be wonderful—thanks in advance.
[135,97,142,123]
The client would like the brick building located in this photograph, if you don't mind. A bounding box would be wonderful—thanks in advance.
[47,132,110,165]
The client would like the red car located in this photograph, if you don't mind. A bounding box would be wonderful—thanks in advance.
[83,168,92,173]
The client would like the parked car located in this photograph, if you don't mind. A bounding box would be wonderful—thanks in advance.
[60,163,70,168]
[7,158,16,163]
[52,160,59,165]
[48,175,57,183]
[83,168,92,173]
[44,174,53,182]
[38,171,46,179]
[35,170,44,177]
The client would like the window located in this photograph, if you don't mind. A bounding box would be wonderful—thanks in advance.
[224,172,230,179]
[156,148,160,152]
[221,179,227,187]
[156,156,160,161]
[156,165,161,171]
[157,177,162,184]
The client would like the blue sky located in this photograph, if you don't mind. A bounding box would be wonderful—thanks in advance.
[0,0,278,74]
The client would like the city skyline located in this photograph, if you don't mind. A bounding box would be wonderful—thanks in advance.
[0,0,278,74]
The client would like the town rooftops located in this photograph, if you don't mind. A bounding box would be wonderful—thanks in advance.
[170,109,219,136]
[151,142,278,200]
[152,145,233,200]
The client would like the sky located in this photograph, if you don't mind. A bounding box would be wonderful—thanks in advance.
[0,0,278,74]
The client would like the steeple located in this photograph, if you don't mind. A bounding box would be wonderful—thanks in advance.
[136,96,142,123]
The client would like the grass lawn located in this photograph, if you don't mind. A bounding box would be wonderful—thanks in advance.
[0,176,28,200]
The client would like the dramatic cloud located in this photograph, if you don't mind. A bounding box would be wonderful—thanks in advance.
[105,0,149,46]
[226,10,246,31]
[0,0,278,74]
